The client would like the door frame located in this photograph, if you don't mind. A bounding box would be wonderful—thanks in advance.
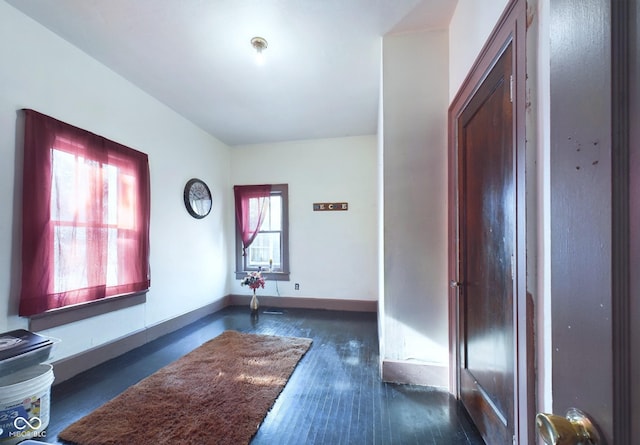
[630,1,639,441]
[447,0,533,443]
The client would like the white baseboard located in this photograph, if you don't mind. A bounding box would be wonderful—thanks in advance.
[382,359,449,388]
[52,297,229,383]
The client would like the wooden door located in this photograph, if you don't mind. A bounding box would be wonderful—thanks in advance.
[545,0,634,443]
[456,44,514,445]
[448,2,530,443]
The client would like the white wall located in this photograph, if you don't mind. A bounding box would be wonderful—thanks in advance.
[448,0,510,102]
[229,136,378,302]
[382,29,449,371]
[0,2,231,361]
[0,0,539,393]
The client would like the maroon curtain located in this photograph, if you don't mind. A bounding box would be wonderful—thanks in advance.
[233,185,272,256]
[19,110,151,316]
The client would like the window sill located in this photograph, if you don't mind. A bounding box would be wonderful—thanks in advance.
[28,291,147,331]
[235,271,290,281]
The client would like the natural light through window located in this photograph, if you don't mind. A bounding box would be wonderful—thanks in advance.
[234,183,289,281]
[19,109,150,317]
[51,145,137,294]
[247,194,282,270]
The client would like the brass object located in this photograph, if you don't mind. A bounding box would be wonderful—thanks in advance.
[535,408,600,445]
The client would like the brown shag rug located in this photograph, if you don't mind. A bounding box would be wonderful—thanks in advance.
[58,330,312,445]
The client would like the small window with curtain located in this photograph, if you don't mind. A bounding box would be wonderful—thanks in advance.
[234,184,289,281]
[19,110,151,317]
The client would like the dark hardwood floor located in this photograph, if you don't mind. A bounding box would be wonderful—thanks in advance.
[44,306,484,445]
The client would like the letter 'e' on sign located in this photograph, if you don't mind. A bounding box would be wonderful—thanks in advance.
[313,202,348,211]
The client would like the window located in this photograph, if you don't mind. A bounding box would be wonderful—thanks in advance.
[19,110,151,317]
[235,184,289,281]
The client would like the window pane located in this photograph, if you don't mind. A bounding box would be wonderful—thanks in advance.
[254,195,281,232]
[53,226,88,293]
[51,149,136,293]
[247,232,281,269]
[106,227,118,287]
[106,164,118,226]
[51,149,79,222]
[248,197,264,229]
[269,195,282,230]
[118,171,137,229]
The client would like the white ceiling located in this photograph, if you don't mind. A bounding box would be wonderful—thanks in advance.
[6,0,457,146]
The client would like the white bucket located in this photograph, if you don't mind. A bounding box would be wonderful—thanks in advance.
[0,364,54,445]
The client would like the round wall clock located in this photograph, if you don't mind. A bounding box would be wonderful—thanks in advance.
[184,178,212,219]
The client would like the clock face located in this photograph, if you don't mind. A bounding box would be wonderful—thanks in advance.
[184,178,212,219]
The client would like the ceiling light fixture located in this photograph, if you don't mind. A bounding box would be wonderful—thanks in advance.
[250,36,268,65]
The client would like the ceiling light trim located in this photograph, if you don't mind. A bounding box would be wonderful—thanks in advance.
[250,36,268,52]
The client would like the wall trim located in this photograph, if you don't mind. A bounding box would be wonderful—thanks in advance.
[51,297,230,383]
[29,292,147,331]
[612,0,631,442]
[51,294,376,384]
[382,359,448,388]
[228,294,377,312]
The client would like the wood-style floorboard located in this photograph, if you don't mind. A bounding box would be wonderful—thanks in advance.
[45,306,484,445]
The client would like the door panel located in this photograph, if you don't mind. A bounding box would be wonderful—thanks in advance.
[448,2,531,443]
[457,44,514,444]
[547,0,633,442]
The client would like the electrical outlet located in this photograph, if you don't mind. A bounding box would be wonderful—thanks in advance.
[295,283,300,290]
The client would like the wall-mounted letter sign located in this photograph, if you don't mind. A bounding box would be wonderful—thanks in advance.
[313,202,348,211]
